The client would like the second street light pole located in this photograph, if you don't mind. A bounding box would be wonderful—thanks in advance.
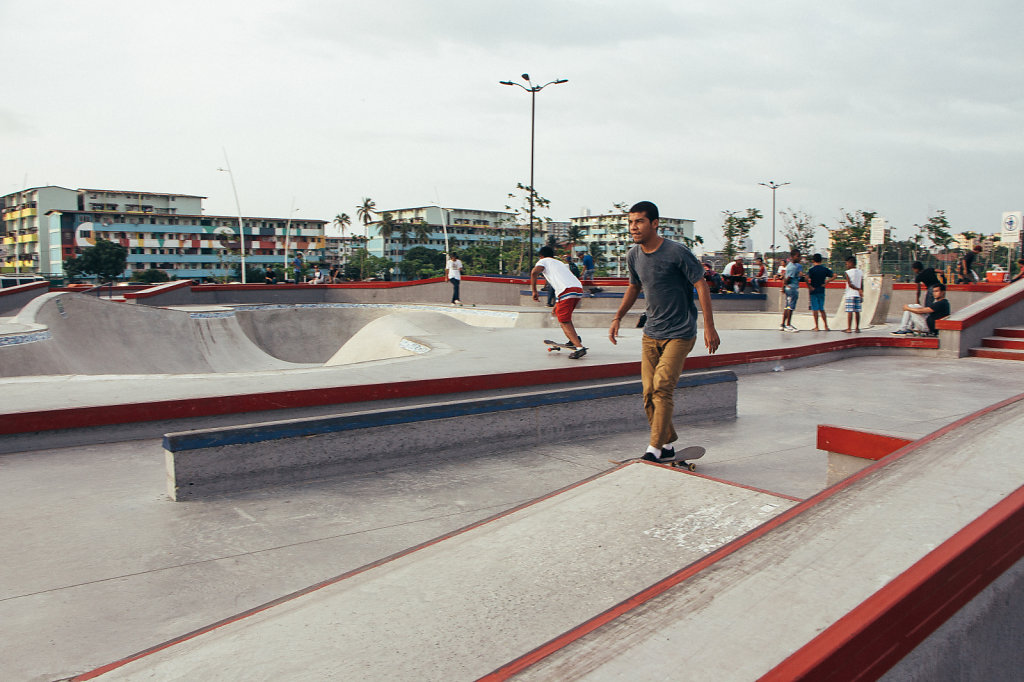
[500,74,567,266]
[759,180,789,275]
[218,150,247,284]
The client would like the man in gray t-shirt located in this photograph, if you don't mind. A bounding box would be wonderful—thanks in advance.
[609,201,720,463]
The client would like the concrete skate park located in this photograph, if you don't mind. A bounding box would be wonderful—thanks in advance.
[2,270,1023,680]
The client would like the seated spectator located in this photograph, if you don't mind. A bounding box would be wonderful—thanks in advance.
[309,267,327,284]
[702,262,724,293]
[264,266,276,285]
[750,257,767,292]
[891,283,951,336]
[722,256,747,293]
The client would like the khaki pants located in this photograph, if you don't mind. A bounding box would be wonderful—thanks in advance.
[641,335,697,448]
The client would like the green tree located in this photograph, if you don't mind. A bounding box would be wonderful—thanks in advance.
[333,212,351,238]
[356,197,377,280]
[826,209,875,270]
[504,182,552,273]
[399,245,445,280]
[780,209,816,254]
[67,238,128,282]
[720,208,762,260]
[916,210,955,253]
[130,268,170,284]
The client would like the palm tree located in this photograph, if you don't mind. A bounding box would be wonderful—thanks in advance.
[333,212,351,238]
[413,221,431,244]
[356,198,376,279]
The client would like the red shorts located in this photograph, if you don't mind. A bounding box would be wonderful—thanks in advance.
[553,290,582,322]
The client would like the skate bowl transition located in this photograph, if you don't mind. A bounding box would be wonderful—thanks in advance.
[0,292,528,377]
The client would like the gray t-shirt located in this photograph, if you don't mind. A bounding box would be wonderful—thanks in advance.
[627,239,705,339]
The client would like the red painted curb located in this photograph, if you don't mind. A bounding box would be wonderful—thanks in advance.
[816,425,914,461]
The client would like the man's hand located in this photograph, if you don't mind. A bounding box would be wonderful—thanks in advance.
[704,325,720,354]
[532,291,539,301]
[608,318,621,345]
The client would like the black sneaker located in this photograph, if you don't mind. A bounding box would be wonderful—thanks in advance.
[568,347,587,359]
[641,451,667,462]
[660,447,676,460]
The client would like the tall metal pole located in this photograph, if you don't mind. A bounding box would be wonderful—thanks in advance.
[759,180,789,274]
[218,151,247,284]
[499,74,568,268]
[529,87,536,259]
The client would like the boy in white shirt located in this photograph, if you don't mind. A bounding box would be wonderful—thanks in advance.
[843,255,864,333]
[530,246,586,358]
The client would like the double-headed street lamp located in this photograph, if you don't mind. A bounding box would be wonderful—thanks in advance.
[758,180,789,274]
[499,73,568,264]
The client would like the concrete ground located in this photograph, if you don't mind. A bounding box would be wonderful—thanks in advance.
[2,337,1022,680]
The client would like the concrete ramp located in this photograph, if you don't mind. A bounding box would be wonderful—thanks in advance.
[81,465,797,680]
[325,311,474,365]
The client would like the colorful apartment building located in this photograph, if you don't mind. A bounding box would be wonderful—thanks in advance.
[569,212,696,274]
[365,206,526,261]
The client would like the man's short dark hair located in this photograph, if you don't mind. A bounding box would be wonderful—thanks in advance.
[628,201,659,221]
[538,245,555,258]
[933,283,947,292]
[812,253,823,263]
[846,255,856,263]
[911,261,924,271]
[790,249,801,257]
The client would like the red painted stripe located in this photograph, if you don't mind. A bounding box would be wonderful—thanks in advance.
[123,280,192,300]
[0,337,937,435]
[625,460,803,502]
[760,485,1024,681]
[71,466,625,681]
[936,284,1024,331]
[481,392,1024,680]
[0,281,49,297]
[816,425,914,461]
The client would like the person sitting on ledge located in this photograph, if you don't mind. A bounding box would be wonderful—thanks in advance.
[891,283,950,336]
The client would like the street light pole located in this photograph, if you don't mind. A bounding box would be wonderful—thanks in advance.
[218,150,247,283]
[499,74,568,266]
[758,180,789,274]
[284,200,299,278]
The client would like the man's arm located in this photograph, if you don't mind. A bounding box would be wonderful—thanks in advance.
[529,265,544,300]
[694,278,720,354]
[608,282,642,344]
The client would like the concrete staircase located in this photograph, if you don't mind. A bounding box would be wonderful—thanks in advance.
[970,325,1024,360]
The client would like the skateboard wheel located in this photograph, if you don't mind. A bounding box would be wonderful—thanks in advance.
[687,462,696,471]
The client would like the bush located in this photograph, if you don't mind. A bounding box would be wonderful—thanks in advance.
[130,269,170,284]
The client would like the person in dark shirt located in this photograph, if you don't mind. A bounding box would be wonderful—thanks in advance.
[892,284,951,336]
[1011,258,1024,283]
[958,245,982,283]
[806,253,835,331]
[911,261,946,307]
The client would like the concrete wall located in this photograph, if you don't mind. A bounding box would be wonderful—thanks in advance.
[0,281,49,315]
[165,370,738,500]
[937,278,1024,357]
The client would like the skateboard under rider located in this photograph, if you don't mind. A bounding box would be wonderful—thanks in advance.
[543,339,587,359]
[609,445,706,471]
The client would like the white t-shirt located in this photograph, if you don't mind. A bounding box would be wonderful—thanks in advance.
[725,261,745,277]
[535,257,581,296]
[446,258,462,280]
[845,268,864,298]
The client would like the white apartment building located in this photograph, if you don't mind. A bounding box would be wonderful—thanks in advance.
[365,206,523,261]
[569,213,696,274]
[1,186,78,276]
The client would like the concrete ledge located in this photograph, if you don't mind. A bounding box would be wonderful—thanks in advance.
[165,370,738,500]
[817,424,914,486]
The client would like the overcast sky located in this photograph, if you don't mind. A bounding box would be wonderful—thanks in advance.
[3,0,1022,251]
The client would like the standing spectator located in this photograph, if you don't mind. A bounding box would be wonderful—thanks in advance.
[843,255,864,333]
[291,253,304,283]
[780,249,803,332]
[958,245,983,283]
[581,251,595,281]
[892,284,951,336]
[723,256,747,293]
[911,260,945,307]
[750,257,767,292]
[806,253,835,331]
[608,201,719,462]
[446,252,463,305]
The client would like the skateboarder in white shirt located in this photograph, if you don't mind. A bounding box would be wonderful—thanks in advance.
[531,246,587,359]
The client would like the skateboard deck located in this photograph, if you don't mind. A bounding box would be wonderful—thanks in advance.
[543,339,587,359]
[610,445,706,471]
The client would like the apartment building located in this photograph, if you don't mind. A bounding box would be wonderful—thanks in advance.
[569,212,696,274]
[365,206,525,261]
[43,189,325,279]
[1,186,79,275]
